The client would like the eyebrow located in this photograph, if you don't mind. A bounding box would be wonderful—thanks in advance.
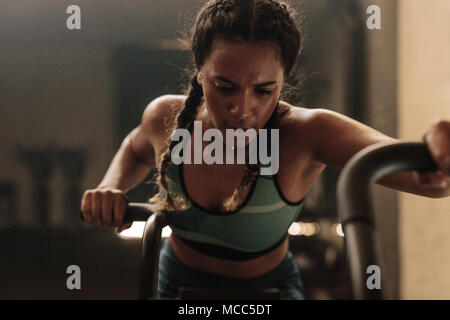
[214,76,277,87]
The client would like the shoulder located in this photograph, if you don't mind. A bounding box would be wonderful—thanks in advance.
[136,95,186,158]
[280,104,396,169]
[277,103,368,140]
[139,94,188,144]
[277,101,317,140]
[278,102,343,129]
[142,94,187,131]
[129,95,186,164]
[276,103,354,161]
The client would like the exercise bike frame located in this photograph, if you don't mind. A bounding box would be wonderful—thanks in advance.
[337,141,437,299]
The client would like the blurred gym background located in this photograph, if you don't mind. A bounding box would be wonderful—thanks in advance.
[0,0,449,299]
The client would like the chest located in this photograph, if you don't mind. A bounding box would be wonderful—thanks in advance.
[180,142,308,212]
[182,162,253,212]
[155,120,321,211]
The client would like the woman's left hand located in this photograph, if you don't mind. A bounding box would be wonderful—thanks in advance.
[414,119,450,196]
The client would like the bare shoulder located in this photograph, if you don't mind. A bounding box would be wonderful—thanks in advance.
[298,106,394,144]
[142,94,187,135]
[279,103,347,129]
[277,102,327,183]
[283,105,396,169]
[277,101,316,139]
[279,103,376,139]
[279,100,315,119]
[128,95,186,166]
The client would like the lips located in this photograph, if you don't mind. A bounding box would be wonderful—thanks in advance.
[225,124,253,130]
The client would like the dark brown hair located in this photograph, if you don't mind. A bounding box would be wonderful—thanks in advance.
[149,0,303,212]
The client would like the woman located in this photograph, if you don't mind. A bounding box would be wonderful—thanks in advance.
[81,0,450,299]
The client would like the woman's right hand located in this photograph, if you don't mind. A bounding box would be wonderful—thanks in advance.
[80,187,132,232]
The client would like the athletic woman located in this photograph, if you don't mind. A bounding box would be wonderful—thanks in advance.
[81,0,450,299]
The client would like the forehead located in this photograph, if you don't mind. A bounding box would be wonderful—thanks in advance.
[203,37,283,80]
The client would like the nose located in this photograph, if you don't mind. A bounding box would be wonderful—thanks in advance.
[229,90,254,121]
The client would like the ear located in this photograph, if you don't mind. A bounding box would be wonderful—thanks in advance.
[197,72,203,86]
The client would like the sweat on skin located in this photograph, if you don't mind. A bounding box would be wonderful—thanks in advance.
[171,120,279,175]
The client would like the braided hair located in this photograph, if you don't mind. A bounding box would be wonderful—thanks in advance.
[149,0,302,212]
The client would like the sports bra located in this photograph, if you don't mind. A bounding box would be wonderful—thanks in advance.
[161,149,305,261]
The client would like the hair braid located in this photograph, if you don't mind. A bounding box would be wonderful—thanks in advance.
[222,102,283,212]
[148,76,203,211]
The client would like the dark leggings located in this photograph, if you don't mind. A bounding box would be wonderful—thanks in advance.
[157,240,305,300]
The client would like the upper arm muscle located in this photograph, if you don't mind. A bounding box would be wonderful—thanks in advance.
[128,95,185,168]
[309,108,397,170]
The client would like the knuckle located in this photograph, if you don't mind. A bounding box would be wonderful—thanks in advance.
[112,189,125,197]
[81,191,92,203]
[103,189,114,198]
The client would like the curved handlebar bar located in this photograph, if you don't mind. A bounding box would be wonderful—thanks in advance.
[337,142,437,299]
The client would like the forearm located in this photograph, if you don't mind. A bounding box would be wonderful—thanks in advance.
[97,135,154,193]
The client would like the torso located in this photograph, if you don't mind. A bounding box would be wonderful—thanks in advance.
[149,95,325,278]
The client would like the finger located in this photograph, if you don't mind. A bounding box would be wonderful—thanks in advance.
[81,191,93,223]
[117,222,133,233]
[91,191,103,227]
[113,193,127,227]
[424,121,450,175]
[415,171,438,184]
[102,190,114,227]
[415,171,448,188]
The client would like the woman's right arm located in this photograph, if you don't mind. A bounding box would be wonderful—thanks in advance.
[81,98,162,231]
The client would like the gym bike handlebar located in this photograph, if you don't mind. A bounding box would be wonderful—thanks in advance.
[337,142,437,299]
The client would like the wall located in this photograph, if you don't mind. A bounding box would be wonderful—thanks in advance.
[397,0,450,299]
[0,0,198,227]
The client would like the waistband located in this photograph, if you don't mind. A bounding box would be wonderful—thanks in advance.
[177,234,287,261]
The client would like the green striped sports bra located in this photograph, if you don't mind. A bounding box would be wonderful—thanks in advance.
[163,152,305,260]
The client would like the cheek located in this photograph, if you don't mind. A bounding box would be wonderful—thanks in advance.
[204,88,221,105]
[202,86,228,126]
[204,86,227,113]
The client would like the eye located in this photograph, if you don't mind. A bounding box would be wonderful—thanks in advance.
[215,85,235,94]
[255,88,272,96]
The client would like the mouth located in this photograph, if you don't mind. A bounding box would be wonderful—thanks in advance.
[225,124,254,130]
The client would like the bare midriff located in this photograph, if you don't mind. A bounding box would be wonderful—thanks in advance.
[169,233,289,279]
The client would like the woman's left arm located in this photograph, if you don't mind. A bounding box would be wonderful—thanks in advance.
[307,108,450,198]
